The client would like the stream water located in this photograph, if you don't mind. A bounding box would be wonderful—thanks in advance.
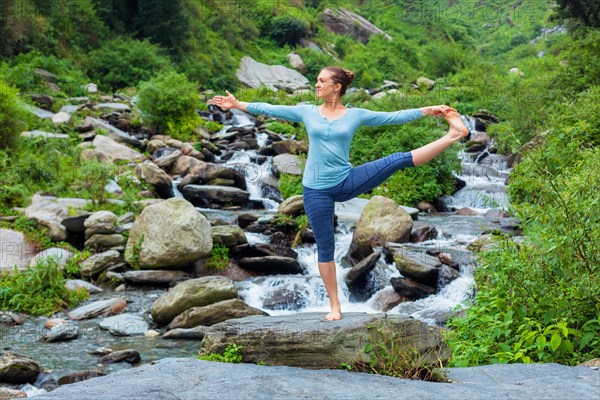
[2,111,515,386]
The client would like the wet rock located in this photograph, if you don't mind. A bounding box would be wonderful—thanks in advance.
[67,298,127,320]
[168,298,268,329]
[163,326,209,340]
[171,156,205,177]
[230,243,298,260]
[370,288,410,312]
[57,370,105,385]
[278,195,305,217]
[200,313,449,369]
[212,225,247,247]
[125,198,212,269]
[417,201,436,213]
[100,349,140,364]
[456,207,479,216]
[391,247,442,288]
[237,256,305,275]
[151,276,238,326]
[182,185,250,207]
[80,250,122,278]
[344,251,381,289]
[0,352,41,384]
[354,196,413,246]
[154,149,181,168]
[262,283,306,310]
[99,314,149,336]
[340,236,374,269]
[390,277,436,300]
[271,140,308,155]
[467,234,496,252]
[0,387,26,398]
[44,319,68,329]
[65,279,104,293]
[237,213,259,228]
[437,253,460,270]
[409,223,438,243]
[42,323,79,342]
[122,270,189,286]
[484,209,510,219]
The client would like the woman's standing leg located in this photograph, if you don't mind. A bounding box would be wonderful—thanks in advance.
[302,186,342,321]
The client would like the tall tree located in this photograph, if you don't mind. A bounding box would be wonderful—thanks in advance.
[555,0,600,27]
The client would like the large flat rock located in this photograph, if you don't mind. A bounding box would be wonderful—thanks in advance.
[32,358,599,399]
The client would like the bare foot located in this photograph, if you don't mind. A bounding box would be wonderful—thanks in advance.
[325,310,342,321]
[444,110,469,141]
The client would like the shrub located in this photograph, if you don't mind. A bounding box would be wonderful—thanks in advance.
[86,38,174,90]
[205,244,230,271]
[0,257,89,316]
[0,80,27,149]
[265,16,307,47]
[137,71,201,140]
[198,342,243,363]
[279,173,303,200]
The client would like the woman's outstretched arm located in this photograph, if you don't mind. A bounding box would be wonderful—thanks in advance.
[358,105,453,126]
[207,90,305,122]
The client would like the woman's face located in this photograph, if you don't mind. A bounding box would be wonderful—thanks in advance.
[315,70,341,100]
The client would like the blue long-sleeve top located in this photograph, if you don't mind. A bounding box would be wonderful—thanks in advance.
[246,102,424,189]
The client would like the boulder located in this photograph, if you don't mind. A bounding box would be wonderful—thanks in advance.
[135,161,174,198]
[0,229,38,272]
[84,234,127,250]
[150,276,238,326]
[409,223,438,243]
[271,140,308,155]
[278,195,305,217]
[42,323,79,343]
[182,185,250,207]
[125,198,212,269]
[122,270,189,286]
[370,288,410,312]
[212,225,247,247]
[0,352,41,384]
[199,313,449,369]
[64,279,103,294]
[84,211,117,238]
[167,298,268,329]
[85,117,141,147]
[162,326,208,340]
[273,153,303,175]
[353,196,413,245]
[67,298,127,320]
[80,250,122,279]
[237,256,306,275]
[340,235,374,269]
[320,8,392,44]
[90,135,144,163]
[236,56,310,92]
[99,314,149,336]
[390,277,436,300]
[391,247,442,288]
[23,195,89,241]
[100,349,140,364]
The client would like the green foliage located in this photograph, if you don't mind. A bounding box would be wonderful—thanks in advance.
[198,342,243,363]
[63,249,91,279]
[80,161,113,205]
[0,81,28,149]
[554,0,600,28]
[344,320,447,382]
[205,244,230,271]
[86,37,174,90]
[265,16,307,47]
[279,173,304,200]
[137,70,201,140]
[0,257,89,316]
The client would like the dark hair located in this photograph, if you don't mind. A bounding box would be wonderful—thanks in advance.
[321,66,355,96]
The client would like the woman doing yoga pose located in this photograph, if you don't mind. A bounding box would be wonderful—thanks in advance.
[208,66,468,321]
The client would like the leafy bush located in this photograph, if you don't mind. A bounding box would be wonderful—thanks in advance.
[279,173,304,200]
[198,342,243,363]
[205,244,230,271]
[137,71,201,141]
[265,16,307,47]
[0,257,89,316]
[86,38,174,90]
[0,81,27,149]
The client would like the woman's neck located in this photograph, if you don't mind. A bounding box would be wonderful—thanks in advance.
[320,99,345,111]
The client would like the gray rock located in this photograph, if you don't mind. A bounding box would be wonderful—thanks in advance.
[236,56,309,92]
[354,196,413,246]
[162,326,208,340]
[93,103,131,112]
[150,276,238,326]
[28,359,600,400]
[0,352,41,384]
[85,117,141,147]
[273,153,303,175]
[23,195,89,241]
[64,279,103,294]
[370,288,409,312]
[135,161,174,198]
[84,211,118,237]
[410,223,438,243]
[80,250,122,278]
[67,298,127,321]
[52,111,71,126]
[271,140,308,155]
[100,349,140,364]
[321,8,392,44]
[278,195,305,217]
[390,277,436,300]
[154,150,181,168]
[87,134,144,163]
[237,256,305,275]
[84,234,127,250]
[167,298,268,329]
[0,229,38,272]
[20,130,69,139]
[42,323,79,343]
[344,251,381,288]
[25,104,54,119]
[392,247,442,288]
[99,314,149,336]
[125,198,212,269]
[182,185,250,206]
[122,270,189,285]
[212,225,247,247]
[57,370,105,385]
[200,313,448,369]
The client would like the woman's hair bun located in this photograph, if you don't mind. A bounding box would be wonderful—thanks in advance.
[342,68,355,85]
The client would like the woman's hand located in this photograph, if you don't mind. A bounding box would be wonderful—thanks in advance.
[421,105,456,117]
[207,89,238,110]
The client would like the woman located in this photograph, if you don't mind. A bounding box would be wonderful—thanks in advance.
[208,66,468,321]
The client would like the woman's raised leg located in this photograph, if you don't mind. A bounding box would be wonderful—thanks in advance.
[411,110,469,166]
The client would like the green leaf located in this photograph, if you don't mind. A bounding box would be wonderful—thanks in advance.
[579,332,595,349]
[550,334,562,352]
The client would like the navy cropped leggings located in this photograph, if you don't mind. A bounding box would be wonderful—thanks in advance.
[302,151,415,263]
